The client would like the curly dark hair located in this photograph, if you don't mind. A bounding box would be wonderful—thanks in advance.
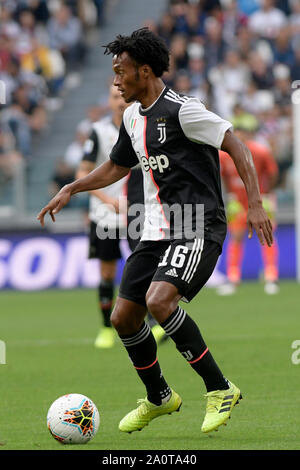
[103,28,170,77]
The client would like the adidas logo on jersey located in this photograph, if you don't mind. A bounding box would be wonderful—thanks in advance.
[165,268,178,277]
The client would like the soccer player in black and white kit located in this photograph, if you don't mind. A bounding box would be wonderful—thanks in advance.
[76,85,127,349]
[38,28,273,434]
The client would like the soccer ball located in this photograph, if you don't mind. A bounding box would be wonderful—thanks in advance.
[47,393,100,444]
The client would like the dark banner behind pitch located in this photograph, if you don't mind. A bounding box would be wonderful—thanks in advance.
[0,224,296,290]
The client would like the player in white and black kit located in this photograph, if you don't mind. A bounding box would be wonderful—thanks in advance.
[76,85,127,349]
[38,28,273,434]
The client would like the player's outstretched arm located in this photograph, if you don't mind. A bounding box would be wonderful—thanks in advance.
[37,160,130,226]
[221,130,273,247]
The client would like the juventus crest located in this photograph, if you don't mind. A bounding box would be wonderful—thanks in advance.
[157,118,167,144]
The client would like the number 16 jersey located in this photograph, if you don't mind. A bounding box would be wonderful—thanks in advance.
[110,86,232,248]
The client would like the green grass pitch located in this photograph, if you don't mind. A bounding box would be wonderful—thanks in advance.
[0,281,300,451]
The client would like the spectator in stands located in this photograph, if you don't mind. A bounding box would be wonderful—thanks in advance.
[273,64,292,110]
[291,44,300,81]
[169,0,190,35]
[157,12,175,46]
[208,48,250,118]
[272,26,295,67]
[0,33,11,72]
[14,7,47,56]
[203,16,227,71]
[240,80,271,114]
[276,0,292,16]
[235,25,257,59]
[248,51,275,89]
[2,82,46,158]
[173,69,192,95]
[222,0,248,47]
[2,0,296,211]
[13,82,47,131]
[187,43,206,90]
[47,3,86,71]
[201,0,222,15]
[290,0,300,46]
[26,0,50,24]
[1,106,31,161]
[223,48,251,94]
[21,36,66,96]
[157,0,295,203]
[0,55,27,105]
[12,1,50,24]
[0,122,23,183]
[248,0,287,40]
[0,0,99,207]
[169,33,189,70]
[92,0,107,26]
[182,2,206,38]
[0,4,20,41]
[230,103,260,131]
[21,37,52,80]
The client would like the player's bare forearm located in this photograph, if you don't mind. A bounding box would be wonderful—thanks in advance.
[72,160,129,195]
[221,131,261,207]
[221,130,273,246]
[37,160,129,226]
[76,163,119,206]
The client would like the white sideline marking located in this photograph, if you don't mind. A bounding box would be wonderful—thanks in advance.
[0,340,6,364]
[6,338,95,348]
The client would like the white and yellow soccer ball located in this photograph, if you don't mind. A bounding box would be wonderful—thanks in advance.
[47,393,100,444]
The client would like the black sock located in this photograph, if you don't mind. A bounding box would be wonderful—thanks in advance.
[161,307,229,392]
[146,312,157,329]
[119,322,171,405]
[98,280,114,327]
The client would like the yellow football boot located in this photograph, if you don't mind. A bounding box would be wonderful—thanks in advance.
[201,381,242,433]
[119,389,182,433]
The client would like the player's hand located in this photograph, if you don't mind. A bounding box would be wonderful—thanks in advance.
[37,186,72,227]
[247,203,273,247]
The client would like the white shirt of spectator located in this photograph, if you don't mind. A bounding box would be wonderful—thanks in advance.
[249,6,287,39]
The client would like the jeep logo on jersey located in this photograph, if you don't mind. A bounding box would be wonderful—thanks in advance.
[141,154,169,173]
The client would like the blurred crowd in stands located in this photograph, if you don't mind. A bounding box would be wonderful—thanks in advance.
[1,0,298,204]
[151,0,298,200]
[0,0,106,188]
[56,0,298,205]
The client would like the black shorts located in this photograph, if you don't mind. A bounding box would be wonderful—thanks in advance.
[118,238,221,307]
[88,221,122,261]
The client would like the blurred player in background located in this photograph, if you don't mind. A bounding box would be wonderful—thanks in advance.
[218,123,279,295]
[76,84,127,348]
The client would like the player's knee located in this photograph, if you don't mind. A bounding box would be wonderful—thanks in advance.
[110,302,143,335]
[110,307,129,334]
[146,289,178,323]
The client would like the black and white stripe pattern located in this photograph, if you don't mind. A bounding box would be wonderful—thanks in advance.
[163,307,186,336]
[164,89,189,106]
[182,238,204,283]
[120,323,151,347]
